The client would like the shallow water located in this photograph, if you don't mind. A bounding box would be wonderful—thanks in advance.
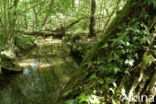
[0,39,78,104]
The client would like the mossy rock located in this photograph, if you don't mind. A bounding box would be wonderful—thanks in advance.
[14,35,36,51]
[0,50,22,73]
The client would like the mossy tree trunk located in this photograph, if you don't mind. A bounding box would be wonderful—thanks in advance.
[55,0,156,103]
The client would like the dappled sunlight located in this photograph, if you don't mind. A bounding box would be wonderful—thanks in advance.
[37,39,62,46]
[39,61,64,69]
[18,59,64,69]
[18,58,35,67]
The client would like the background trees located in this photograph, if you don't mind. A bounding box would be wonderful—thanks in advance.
[0,0,124,65]
[0,0,124,40]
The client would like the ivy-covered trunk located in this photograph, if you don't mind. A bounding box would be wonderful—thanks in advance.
[56,0,156,103]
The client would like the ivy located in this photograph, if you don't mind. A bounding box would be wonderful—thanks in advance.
[142,55,155,67]
[146,0,156,9]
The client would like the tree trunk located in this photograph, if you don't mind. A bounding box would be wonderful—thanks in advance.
[72,0,75,8]
[42,0,55,29]
[2,0,19,47]
[89,0,96,37]
[3,0,9,45]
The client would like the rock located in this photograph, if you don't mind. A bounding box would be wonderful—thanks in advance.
[0,50,22,74]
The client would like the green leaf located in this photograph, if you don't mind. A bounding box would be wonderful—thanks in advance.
[98,79,104,85]
[105,78,116,84]
[144,35,152,44]
[143,55,155,66]
[78,93,89,103]
[90,74,96,79]
[135,53,138,60]
[65,99,75,104]
[147,0,156,8]
[114,67,120,74]
[140,38,146,45]
[102,43,108,48]
[63,89,73,97]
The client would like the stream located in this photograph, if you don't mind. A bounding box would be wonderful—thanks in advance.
[0,38,78,104]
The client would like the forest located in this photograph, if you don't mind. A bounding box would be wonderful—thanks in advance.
[0,0,156,104]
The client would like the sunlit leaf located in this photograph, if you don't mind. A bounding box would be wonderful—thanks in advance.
[125,59,134,66]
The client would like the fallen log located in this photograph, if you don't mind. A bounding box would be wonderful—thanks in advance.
[17,30,63,38]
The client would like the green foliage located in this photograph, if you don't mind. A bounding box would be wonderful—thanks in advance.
[64,34,96,60]
[61,1,156,104]
[81,10,155,103]
[98,79,104,85]
[142,55,155,67]
[90,74,97,80]
[146,0,156,8]
[76,93,90,103]
[65,91,105,104]
[63,89,73,97]
[100,21,152,74]
[65,99,75,104]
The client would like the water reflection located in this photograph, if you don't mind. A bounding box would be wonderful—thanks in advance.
[31,62,37,71]
[0,60,77,104]
[23,68,30,75]
[0,39,78,104]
